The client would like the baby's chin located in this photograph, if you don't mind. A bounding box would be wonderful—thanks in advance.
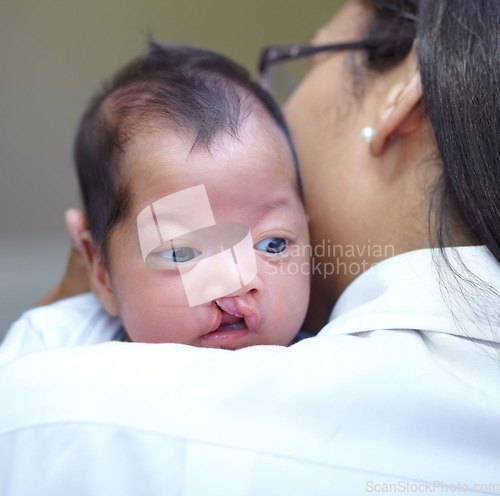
[117,301,211,342]
[196,314,300,350]
[195,306,257,349]
[122,325,256,350]
[120,303,298,349]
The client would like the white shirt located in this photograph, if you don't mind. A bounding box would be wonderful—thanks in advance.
[0,246,499,495]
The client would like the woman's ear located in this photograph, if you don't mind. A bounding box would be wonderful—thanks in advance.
[371,72,424,157]
[79,230,119,316]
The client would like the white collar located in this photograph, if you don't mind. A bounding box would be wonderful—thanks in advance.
[322,246,500,342]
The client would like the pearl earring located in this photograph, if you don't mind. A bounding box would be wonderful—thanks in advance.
[361,126,375,143]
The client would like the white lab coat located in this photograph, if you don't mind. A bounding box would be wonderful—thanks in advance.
[0,246,499,495]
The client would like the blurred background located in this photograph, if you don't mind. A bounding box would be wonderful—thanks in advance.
[0,0,341,339]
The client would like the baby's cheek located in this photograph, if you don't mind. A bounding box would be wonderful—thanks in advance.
[118,299,163,343]
[267,269,310,344]
[288,277,311,332]
[112,270,189,342]
[120,298,219,345]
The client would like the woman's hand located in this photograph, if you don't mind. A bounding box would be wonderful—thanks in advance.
[35,209,90,306]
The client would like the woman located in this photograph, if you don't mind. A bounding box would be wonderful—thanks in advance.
[1,0,499,493]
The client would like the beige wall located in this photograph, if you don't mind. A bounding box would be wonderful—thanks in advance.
[0,0,343,337]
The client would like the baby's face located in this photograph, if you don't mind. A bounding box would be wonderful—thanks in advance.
[101,112,310,349]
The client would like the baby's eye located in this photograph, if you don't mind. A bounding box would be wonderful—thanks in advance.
[254,237,290,254]
[157,247,201,263]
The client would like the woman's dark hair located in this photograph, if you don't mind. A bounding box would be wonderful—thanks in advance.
[360,0,500,265]
[74,41,299,258]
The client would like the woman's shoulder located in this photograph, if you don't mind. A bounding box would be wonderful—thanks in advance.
[0,293,122,366]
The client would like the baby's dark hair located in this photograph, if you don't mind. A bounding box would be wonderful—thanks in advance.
[74,41,299,258]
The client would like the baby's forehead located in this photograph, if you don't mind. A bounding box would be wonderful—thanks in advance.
[123,104,296,179]
[207,107,294,159]
[117,119,299,224]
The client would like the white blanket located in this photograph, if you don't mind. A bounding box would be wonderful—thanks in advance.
[1,247,499,495]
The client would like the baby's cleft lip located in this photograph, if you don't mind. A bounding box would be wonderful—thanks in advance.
[214,295,260,334]
[208,308,223,334]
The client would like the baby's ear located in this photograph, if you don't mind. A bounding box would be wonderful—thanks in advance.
[79,231,119,316]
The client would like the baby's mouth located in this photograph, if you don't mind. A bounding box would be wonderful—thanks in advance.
[200,297,260,346]
[200,303,252,345]
[213,296,260,334]
[211,310,247,332]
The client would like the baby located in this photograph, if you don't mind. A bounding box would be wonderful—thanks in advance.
[76,41,310,350]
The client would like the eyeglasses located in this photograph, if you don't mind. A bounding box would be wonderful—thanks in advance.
[257,40,373,104]
[258,39,409,104]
